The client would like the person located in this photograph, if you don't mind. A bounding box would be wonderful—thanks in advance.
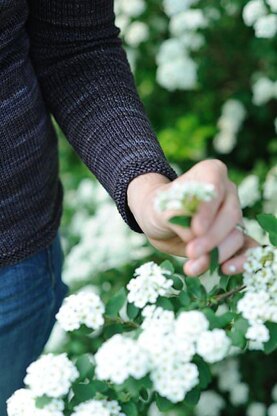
[0,0,257,413]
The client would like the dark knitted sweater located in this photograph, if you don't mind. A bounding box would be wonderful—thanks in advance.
[0,0,177,267]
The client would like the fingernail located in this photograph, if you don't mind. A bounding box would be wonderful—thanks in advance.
[228,265,237,274]
[189,260,201,275]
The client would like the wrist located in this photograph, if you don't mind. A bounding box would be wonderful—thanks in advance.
[127,172,171,224]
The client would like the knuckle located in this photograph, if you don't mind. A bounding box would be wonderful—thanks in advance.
[212,159,228,175]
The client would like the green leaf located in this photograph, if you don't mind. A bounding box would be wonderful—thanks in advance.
[156,296,174,311]
[209,247,219,274]
[72,383,96,403]
[264,322,277,354]
[184,387,201,406]
[228,317,249,348]
[203,309,235,330]
[140,388,149,401]
[75,354,94,381]
[121,401,138,416]
[219,274,231,291]
[179,290,191,307]
[106,288,127,317]
[257,213,277,235]
[160,260,175,273]
[156,394,176,411]
[269,233,277,246]
[257,214,277,246]
[35,396,52,409]
[186,277,206,300]
[172,273,184,290]
[127,302,139,320]
[169,215,191,228]
[194,356,212,389]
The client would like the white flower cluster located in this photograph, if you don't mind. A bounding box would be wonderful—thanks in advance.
[246,383,277,416]
[213,357,249,406]
[238,245,277,348]
[127,262,174,308]
[95,306,231,403]
[242,0,277,38]
[56,290,105,332]
[195,390,225,416]
[252,77,277,106]
[95,334,150,384]
[64,181,150,284]
[157,0,208,91]
[7,389,64,416]
[114,0,148,50]
[156,38,198,91]
[163,0,199,17]
[238,175,260,208]
[154,181,216,214]
[72,399,126,416]
[24,353,79,398]
[213,99,246,154]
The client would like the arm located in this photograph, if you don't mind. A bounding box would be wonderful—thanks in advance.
[26,0,177,232]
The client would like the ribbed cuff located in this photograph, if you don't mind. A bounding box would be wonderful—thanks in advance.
[114,159,178,233]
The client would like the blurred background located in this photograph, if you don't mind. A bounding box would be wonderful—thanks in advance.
[49,1,277,415]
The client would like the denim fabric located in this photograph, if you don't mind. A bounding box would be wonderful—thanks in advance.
[0,230,68,415]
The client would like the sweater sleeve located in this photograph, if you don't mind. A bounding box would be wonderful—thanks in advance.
[26,0,178,233]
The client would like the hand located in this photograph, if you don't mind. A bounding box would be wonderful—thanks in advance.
[127,159,259,276]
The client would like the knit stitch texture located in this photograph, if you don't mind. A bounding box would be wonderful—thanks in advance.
[0,0,177,267]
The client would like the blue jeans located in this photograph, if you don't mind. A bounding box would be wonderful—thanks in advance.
[0,231,68,415]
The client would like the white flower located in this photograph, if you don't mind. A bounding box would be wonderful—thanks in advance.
[214,99,246,154]
[163,0,199,16]
[247,402,267,416]
[174,311,209,342]
[56,291,105,332]
[169,10,207,35]
[230,383,249,406]
[156,38,184,65]
[196,329,231,363]
[246,323,270,343]
[154,181,216,213]
[7,389,65,416]
[72,399,125,416]
[254,14,277,38]
[156,56,198,91]
[116,0,145,17]
[124,22,149,47]
[268,404,277,416]
[237,291,270,323]
[24,353,79,398]
[213,131,236,154]
[127,262,174,308]
[267,0,277,12]
[151,361,199,403]
[272,384,277,401]
[242,0,267,26]
[216,358,241,392]
[238,175,260,208]
[95,334,150,384]
[252,77,277,106]
[195,391,225,416]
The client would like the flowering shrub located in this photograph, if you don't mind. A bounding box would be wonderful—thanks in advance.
[7,182,277,415]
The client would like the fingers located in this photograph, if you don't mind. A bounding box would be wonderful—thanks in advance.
[185,228,245,276]
[189,159,228,236]
[186,182,242,259]
[221,236,259,275]
[184,254,210,276]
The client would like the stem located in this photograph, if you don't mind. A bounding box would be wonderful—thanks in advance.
[211,284,246,305]
[104,315,139,329]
